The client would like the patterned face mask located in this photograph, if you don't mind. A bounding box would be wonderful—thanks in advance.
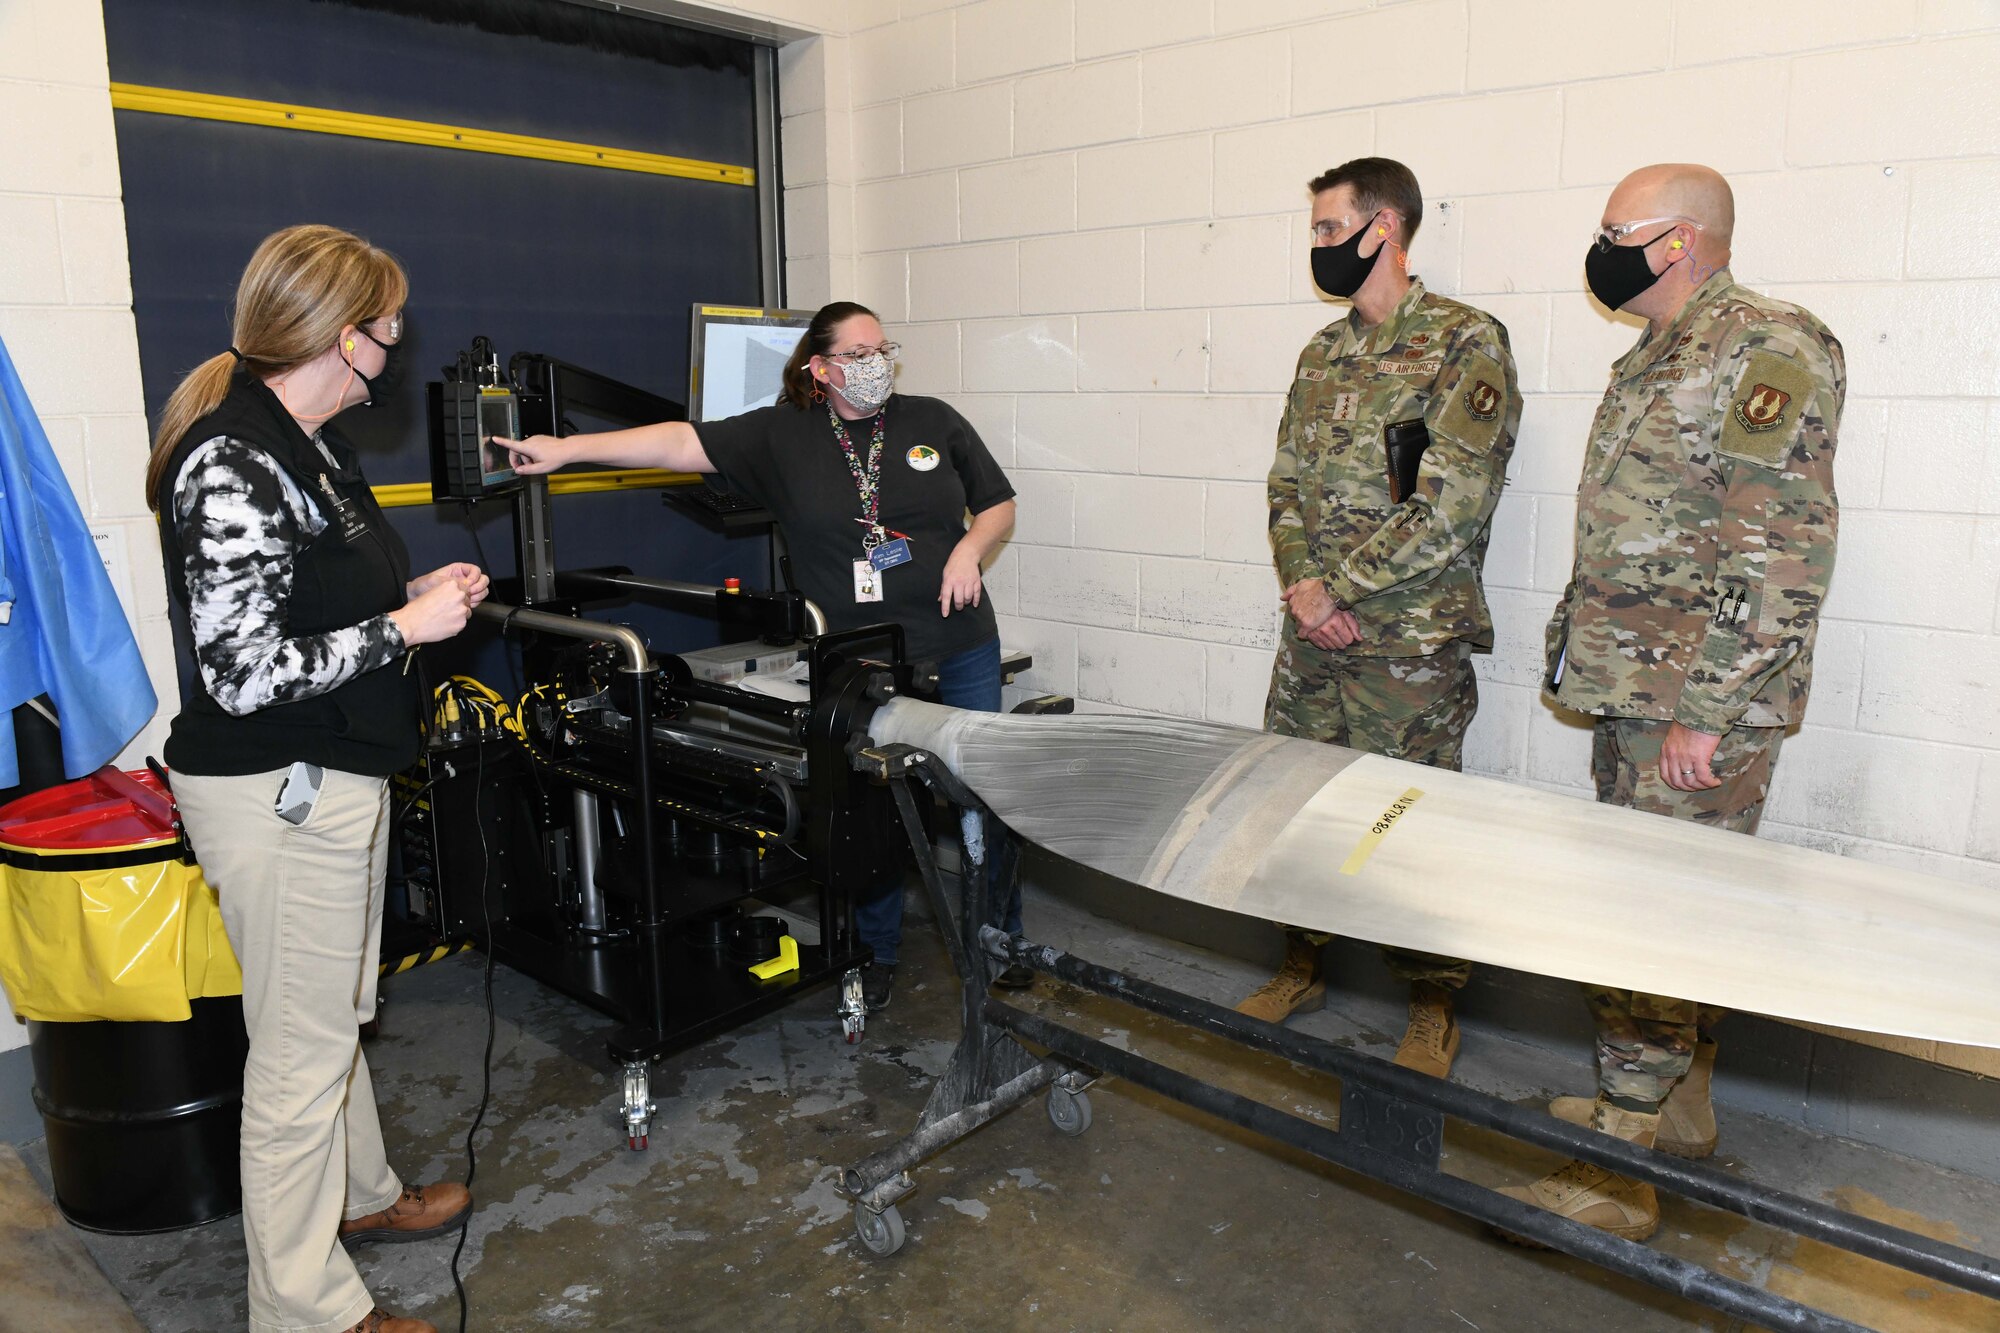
[831,352,895,414]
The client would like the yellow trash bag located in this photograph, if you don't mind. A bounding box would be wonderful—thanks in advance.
[0,768,242,1023]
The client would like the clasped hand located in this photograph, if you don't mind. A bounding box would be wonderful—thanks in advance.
[395,563,490,645]
[1281,578,1360,650]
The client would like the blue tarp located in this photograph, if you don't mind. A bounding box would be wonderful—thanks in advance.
[0,335,157,785]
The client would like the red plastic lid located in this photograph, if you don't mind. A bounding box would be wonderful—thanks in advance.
[724,577,741,591]
[0,768,178,851]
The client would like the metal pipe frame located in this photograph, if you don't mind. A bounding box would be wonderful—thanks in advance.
[843,1057,1060,1210]
[987,930,2000,1303]
[561,568,829,639]
[476,600,647,672]
[991,1003,1869,1333]
[473,599,666,1032]
[967,929,2000,1324]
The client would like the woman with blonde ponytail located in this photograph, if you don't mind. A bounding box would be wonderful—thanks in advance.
[153,225,485,1333]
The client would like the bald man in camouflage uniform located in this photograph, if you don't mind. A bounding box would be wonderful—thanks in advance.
[1241,157,1522,1081]
[1501,164,1843,1243]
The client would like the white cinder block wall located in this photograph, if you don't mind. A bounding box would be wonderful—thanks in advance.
[772,0,2000,902]
[5,1,1996,1055]
[0,2,179,1057]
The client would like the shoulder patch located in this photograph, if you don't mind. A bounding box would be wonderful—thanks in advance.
[1717,352,1815,467]
[1431,348,1508,454]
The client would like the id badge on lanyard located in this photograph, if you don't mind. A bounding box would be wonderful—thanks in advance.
[831,406,912,603]
[318,474,372,545]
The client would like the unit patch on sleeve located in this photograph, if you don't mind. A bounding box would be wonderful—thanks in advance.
[1430,349,1508,454]
[1465,380,1501,421]
[1716,351,1815,468]
[1733,384,1789,432]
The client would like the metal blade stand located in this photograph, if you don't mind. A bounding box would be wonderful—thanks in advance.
[839,747,2000,1332]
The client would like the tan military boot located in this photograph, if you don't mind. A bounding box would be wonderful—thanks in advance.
[1497,1099,1662,1245]
[1235,930,1325,1024]
[1548,1039,1718,1159]
[1391,981,1460,1078]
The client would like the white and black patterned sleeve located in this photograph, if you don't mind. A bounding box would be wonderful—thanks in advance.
[172,438,406,717]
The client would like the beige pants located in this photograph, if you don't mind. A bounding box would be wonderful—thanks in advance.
[175,767,403,1333]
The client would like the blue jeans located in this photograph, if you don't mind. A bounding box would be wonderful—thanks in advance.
[856,637,1023,966]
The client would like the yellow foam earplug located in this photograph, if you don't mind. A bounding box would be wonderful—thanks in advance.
[345,339,355,350]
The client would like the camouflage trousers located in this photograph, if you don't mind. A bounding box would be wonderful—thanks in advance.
[1266,636,1478,989]
[1585,716,1786,1106]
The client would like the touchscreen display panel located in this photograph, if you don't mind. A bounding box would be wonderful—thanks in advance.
[477,391,518,488]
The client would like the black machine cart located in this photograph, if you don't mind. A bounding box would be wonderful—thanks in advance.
[840,759,2000,1331]
[398,345,945,1148]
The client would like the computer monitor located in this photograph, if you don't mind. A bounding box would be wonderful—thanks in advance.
[688,305,815,423]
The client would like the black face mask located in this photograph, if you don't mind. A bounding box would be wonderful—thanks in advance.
[1310,214,1387,299]
[1584,228,1678,311]
[349,328,403,406]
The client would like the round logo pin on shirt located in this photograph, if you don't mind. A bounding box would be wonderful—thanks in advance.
[906,445,940,472]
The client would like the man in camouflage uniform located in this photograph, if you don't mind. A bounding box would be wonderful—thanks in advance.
[1240,157,1522,1081]
[1500,163,1844,1243]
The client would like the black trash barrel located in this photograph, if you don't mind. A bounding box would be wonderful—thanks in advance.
[28,997,245,1232]
[0,769,246,1233]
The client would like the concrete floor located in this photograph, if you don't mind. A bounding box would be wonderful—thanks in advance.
[23,886,2000,1332]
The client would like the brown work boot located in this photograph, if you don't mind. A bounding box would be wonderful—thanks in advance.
[1234,929,1325,1024]
[1391,981,1460,1078]
[1548,1038,1718,1159]
[1497,1099,1661,1245]
[340,1182,472,1249]
[344,1310,436,1333]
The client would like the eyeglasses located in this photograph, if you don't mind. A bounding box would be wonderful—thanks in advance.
[1308,216,1357,243]
[362,311,404,345]
[1591,216,1702,254]
[825,342,900,364]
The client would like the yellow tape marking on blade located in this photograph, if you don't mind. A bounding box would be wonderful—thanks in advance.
[1339,787,1425,876]
[109,83,754,187]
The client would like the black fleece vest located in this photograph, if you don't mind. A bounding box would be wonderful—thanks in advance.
[156,374,422,777]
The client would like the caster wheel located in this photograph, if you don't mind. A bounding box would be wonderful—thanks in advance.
[853,1202,906,1257]
[842,1013,865,1045]
[1047,1085,1092,1137]
[628,1133,648,1151]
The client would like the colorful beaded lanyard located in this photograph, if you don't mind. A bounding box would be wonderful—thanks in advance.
[827,403,889,553]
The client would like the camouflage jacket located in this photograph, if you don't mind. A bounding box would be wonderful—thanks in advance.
[1544,269,1844,732]
[1267,278,1522,658]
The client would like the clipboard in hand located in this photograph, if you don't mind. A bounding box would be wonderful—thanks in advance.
[1384,417,1431,504]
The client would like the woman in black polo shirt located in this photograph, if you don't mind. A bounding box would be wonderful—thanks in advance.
[504,301,1020,1012]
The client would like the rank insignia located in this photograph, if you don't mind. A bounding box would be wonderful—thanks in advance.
[1465,380,1501,421]
[1733,383,1790,432]
[1331,392,1359,421]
